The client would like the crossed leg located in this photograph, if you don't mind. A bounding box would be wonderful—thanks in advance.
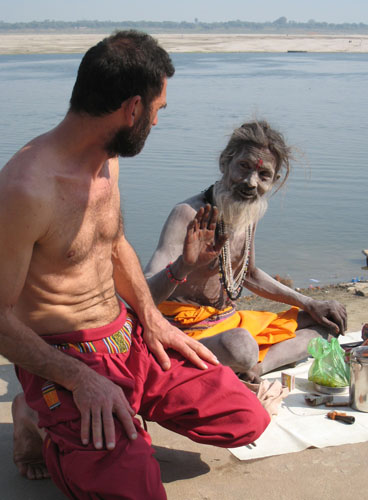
[200,310,330,381]
[199,328,260,377]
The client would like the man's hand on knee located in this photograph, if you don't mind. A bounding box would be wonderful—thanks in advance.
[304,299,347,336]
[143,313,219,371]
[71,368,137,450]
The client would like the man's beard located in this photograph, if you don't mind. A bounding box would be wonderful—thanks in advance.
[213,181,268,232]
[105,108,151,157]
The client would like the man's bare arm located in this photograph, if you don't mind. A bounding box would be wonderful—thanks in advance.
[244,236,347,335]
[112,229,219,370]
[146,204,226,305]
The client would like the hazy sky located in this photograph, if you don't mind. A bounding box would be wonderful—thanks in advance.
[1,0,368,24]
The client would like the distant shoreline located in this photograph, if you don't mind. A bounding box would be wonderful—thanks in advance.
[0,33,368,55]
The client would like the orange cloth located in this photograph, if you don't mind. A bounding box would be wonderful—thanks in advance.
[159,301,299,362]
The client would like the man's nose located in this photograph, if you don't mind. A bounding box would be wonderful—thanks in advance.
[243,171,257,188]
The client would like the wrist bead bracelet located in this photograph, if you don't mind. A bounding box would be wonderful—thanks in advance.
[165,262,187,284]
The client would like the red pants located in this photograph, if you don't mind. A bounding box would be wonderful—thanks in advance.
[16,302,270,500]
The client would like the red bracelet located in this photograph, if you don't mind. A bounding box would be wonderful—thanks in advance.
[165,262,187,284]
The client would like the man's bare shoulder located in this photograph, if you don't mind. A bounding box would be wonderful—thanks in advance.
[0,135,57,236]
[1,134,55,196]
[168,192,206,222]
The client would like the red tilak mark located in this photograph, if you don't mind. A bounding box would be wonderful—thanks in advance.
[256,158,263,169]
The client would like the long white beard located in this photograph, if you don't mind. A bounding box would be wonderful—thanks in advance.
[213,181,268,233]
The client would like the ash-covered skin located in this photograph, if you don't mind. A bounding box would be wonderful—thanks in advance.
[145,121,347,382]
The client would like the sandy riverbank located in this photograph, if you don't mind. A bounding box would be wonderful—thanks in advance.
[0,32,368,55]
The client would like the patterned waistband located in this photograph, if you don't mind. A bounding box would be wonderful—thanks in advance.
[53,312,136,354]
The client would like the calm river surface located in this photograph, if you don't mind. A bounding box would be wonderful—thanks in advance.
[0,52,367,287]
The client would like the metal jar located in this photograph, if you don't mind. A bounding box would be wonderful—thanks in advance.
[350,346,368,412]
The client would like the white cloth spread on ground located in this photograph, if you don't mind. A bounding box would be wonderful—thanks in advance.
[229,331,368,460]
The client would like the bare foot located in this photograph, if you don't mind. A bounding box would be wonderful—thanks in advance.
[12,393,50,480]
[239,363,263,384]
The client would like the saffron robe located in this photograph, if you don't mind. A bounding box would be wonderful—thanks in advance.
[159,301,299,362]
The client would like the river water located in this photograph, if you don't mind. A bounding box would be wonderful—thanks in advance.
[0,52,367,287]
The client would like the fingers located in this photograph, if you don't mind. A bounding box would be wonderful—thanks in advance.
[81,397,137,450]
[175,342,209,370]
[186,218,199,236]
[91,407,103,449]
[208,206,218,230]
[80,407,91,446]
[332,315,345,335]
[195,204,218,230]
[112,396,138,443]
[320,317,341,336]
[75,372,138,450]
[194,206,205,230]
[310,300,348,335]
[199,204,210,229]
[191,341,219,366]
[172,334,219,369]
[327,303,347,334]
[149,340,172,371]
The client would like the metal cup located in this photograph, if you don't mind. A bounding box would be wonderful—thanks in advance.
[350,346,368,412]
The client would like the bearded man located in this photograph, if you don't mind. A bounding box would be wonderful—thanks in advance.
[145,121,347,381]
[0,34,269,499]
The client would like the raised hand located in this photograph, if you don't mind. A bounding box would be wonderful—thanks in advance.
[183,204,227,268]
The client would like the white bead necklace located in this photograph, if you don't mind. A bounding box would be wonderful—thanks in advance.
[218,220,252,301]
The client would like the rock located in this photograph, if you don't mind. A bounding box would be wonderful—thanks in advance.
[273,274,294,288]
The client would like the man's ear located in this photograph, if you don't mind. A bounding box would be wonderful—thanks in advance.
[275,174,281,181]
[122,95,142,127]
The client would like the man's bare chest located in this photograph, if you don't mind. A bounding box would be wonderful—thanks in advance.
[36,176,121,267]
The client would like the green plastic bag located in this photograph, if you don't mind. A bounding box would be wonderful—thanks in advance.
[307,337,350,388]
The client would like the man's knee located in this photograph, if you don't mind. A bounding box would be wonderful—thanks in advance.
[209,366,270,448]
[220,328,259,372]
[222,378,270,447]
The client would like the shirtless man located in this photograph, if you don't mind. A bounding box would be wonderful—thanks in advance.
[145,120,347,382]
[0,33,269,499]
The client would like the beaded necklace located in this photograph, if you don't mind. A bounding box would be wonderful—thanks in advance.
[202,184,253,301]
[218,220,252,301]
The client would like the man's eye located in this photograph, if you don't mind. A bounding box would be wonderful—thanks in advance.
[260,171,271,179]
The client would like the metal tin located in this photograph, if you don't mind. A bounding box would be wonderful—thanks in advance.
[350,346,368,412]
[313,383,348,395]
